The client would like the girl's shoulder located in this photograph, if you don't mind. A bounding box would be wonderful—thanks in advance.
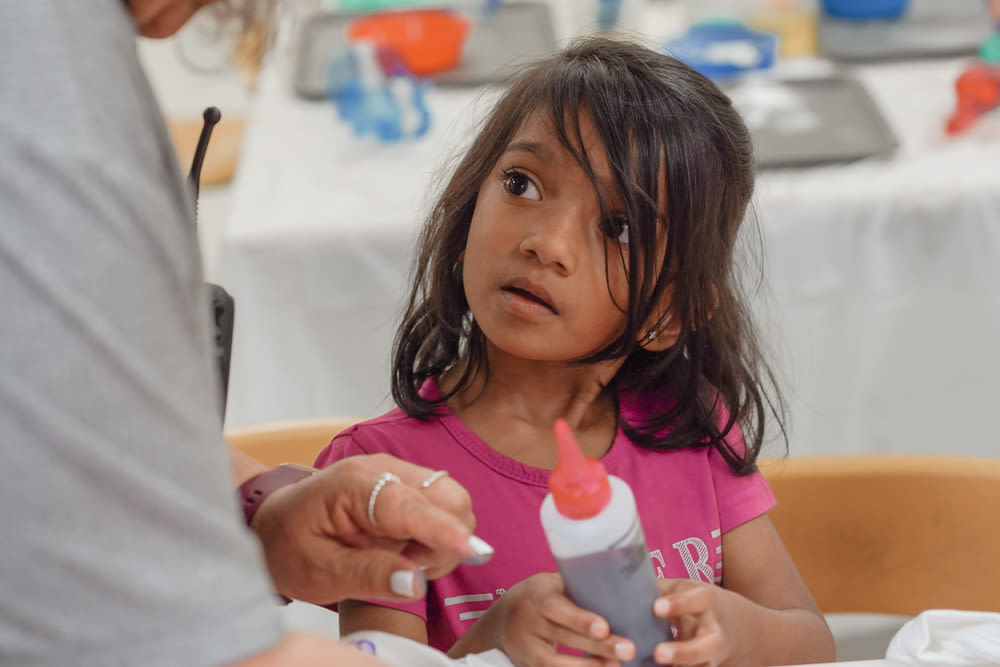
[339,407,444,447]
[337,377,449,447]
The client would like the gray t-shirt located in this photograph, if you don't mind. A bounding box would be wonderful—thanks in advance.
[0,1,284,665]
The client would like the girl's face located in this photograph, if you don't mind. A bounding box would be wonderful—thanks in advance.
[461,111,638,363]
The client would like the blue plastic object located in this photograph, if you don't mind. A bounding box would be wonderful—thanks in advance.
[327,41,431,143]
[820,0,909,21]
[665,20,777,81]
[596,0,623,30]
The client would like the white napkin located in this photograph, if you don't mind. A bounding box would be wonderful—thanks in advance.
[342,630,515,667]
[886,609,1000,666]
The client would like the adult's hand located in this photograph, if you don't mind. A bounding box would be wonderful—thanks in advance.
[126,0,219,39]
[251,453,492,606]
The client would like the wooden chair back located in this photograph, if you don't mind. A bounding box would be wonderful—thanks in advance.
[225,417,363,468]
[759,455,1000,616]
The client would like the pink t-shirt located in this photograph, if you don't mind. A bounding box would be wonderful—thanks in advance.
[314,380,775,652]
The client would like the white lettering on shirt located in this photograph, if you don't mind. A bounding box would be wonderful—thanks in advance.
[650,548,667,578]
[671,537,714,583]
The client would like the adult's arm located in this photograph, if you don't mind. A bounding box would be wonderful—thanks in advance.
[233,632,387,666]
[1,3,289,663]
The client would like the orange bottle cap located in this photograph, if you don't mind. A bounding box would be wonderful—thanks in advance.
[550,419,612,519]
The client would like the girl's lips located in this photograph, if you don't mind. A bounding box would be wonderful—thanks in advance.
[501,278,557,314]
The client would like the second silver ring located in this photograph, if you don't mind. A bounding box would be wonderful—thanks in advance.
[420,470,450,489]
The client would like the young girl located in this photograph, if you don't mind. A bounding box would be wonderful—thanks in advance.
[316,36,835,667]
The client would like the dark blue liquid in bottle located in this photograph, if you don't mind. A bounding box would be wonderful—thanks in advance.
[541,420,672,667]
[555,525,672,666]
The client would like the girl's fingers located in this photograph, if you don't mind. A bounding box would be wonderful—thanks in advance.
[673,614,699,641]
[654,611,725,666]
[528,575,604,637]
[649,581,726,666]
[653,584,715,618]
[528,585,634,663]
[654,631,725,667]
[514,621,622,667]
[546,623,634,663]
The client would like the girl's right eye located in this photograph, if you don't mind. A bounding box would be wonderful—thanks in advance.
[600,216,630,245]
[502,169,541,201]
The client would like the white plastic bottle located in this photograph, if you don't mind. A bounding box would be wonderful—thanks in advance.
[540,419,672,667]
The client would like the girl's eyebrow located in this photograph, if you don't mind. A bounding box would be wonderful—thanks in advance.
[503,139,623,207]
[502,141,555,163]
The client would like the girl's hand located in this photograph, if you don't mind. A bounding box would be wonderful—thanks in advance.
[488,572,635,667]
[651,579,729,667]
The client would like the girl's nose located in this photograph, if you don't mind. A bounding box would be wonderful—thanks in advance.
[518,206,580,274]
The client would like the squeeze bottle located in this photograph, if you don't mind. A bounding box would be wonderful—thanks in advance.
[539,419,672,667]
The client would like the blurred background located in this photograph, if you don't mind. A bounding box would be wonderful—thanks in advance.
[140,0,1000,461]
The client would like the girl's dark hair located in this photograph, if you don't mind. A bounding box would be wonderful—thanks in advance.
[393,36,786,474]
[207,0,278,28]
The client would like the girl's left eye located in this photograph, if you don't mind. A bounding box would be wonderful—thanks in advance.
[600,216,630,245]
[502,170,541,201]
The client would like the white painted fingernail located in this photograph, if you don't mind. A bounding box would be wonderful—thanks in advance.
[461,535,495,565]
[390,569,426,598]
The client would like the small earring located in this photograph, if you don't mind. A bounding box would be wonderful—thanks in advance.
[645,330,658,342]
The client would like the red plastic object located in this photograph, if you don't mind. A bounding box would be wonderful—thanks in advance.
[347,9,470,77]
[945,61,1000,136]
[549,419,612,519]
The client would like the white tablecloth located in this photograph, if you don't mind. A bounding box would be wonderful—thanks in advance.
[217,38,1000,457]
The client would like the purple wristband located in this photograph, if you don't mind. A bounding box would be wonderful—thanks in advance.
[238,463,316,526]
[238,464,316,605]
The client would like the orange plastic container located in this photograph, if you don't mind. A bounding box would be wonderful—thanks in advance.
[347,9,470,77]
[945,62,1000,136]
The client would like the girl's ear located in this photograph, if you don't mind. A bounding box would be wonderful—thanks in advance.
[638,285,719,351]
[638,311,681,351]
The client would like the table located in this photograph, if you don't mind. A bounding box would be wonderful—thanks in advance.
[217,28,1000,458]
[283,595,910,664]
[788,663,901,667]
[282,598,912,663]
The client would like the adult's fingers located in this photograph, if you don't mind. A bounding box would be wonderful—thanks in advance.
[250,475,415,604]
[129,0,211,39]
[320,547,430,603]
[376,478,492,568]
[335,454,491,565]
[379,459,475,530]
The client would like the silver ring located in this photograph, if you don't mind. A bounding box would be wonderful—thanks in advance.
[420,470,450,489]
[367,472,401,528]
